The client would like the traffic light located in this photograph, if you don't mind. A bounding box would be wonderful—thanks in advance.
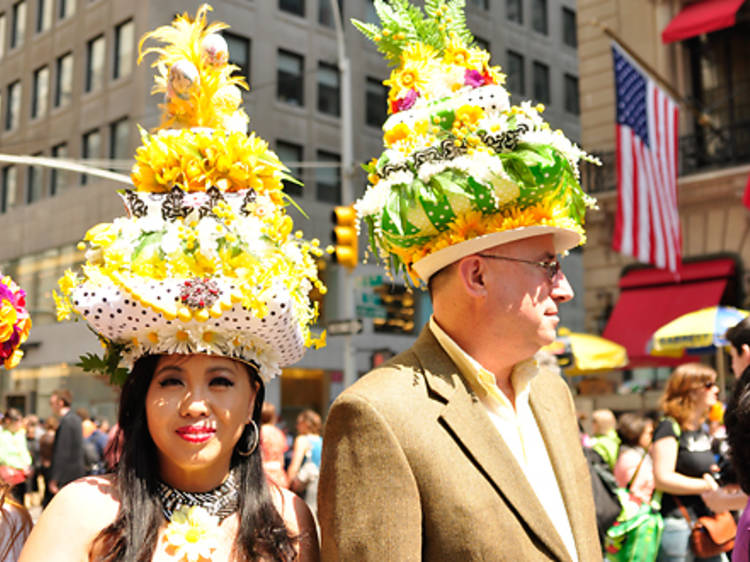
[331,205,358,270]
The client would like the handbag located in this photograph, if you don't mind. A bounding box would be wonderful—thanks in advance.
[604,451,664,562]
[675,497,736,558]
[0,465,27,486]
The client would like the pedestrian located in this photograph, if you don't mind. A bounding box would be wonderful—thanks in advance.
[592,409,621,471]
[19,6,322,560]
[720,318,750,561]
[652,363,733,561]
[260,403,289,489]
[0,410,32,504]
[614,412,655,505]
[0,481,32,562]
[318,2,599,559]
[47,389,86,498]
[38,417,57,507]
[287,410,322,517]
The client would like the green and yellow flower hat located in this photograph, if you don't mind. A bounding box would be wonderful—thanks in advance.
[54,5,325,384]
[353,0,598,285]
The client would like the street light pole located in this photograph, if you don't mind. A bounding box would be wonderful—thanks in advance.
[330,0,357,389]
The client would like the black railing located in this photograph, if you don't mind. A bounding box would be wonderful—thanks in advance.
[582,120,750,194]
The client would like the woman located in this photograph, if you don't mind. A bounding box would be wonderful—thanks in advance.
[21,6,325,559]
[614,412,655,504]
[261,403,289,489]
[21,355,317,560]
[722,317,750,561]
[38,416,58,507]
[0,409,32,504]
[652,363,727,562]
[287,411,322,516]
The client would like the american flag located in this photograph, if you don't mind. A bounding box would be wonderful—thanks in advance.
[611,42,681,272]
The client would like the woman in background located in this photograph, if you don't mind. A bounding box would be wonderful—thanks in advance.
[652,363,727,562]
[287,410,322,517]
[261,402,289,489]
[614,412,655,504]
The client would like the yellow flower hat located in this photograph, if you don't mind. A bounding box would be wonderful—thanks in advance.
[54,5,325,383]
[353,0,598,285]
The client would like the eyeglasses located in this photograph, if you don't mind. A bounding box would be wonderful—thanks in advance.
[476,254,562,281]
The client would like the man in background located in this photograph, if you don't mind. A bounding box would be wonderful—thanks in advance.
[48,389,86,497]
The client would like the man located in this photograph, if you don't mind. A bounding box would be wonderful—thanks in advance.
[591,408,621,471]
[318,2,600,559]
[48,389,86,497]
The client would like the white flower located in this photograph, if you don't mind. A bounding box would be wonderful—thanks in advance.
[160,223,182,254]
[162,505,221,562]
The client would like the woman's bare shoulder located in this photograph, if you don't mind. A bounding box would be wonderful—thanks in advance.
[19,475,120,562]
[270,487,319,561]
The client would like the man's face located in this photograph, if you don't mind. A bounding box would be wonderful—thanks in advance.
[49,395,61,415]
[476,234,574,359]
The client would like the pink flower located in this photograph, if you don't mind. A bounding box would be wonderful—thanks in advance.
[464,69,485,88]
[391,89,419,113]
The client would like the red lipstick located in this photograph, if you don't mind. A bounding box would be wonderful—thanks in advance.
[175,425,216,443]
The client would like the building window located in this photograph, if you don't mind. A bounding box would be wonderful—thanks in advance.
[365,0,378,25]
[86,34,106,93]
[109,117,129,165]
[365,77,387,127]
[36,0,52,33]
[27,154,43,203]
[81,129,101,185]
[507,0,522,24]
[317,62,340,117]
[315,150,340,203]
[31,65,49,119]
[275,140,303,197]
[562,7,577,48]
[58,0,75,20]
[279,0,304,17]
[277,49,304,106]
[532,61,550,104]
[506,50,525,96]
[0,14,6,59]
[5,81,21,131]
[10,1,26,49]
[318,0,342,27]
[1,166,18,214]
[55,52,73,107]
[113,19,134,80]
[50,142,68,195]
[564,73,579,115]
[474,36,490,51]
[224,32,250,84]
[468,0,489,9]
[532,0,547,35]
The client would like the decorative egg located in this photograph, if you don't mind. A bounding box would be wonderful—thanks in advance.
[167,60,200,101]
[201,33,229,68]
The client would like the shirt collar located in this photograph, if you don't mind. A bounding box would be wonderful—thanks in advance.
[429,315,539,410]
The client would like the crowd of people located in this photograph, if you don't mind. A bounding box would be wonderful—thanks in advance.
[1,2,749,560]
[579,318,750,562]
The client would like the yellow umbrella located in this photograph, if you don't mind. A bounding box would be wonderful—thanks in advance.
[648,306,750,399]
[544,327,629,375]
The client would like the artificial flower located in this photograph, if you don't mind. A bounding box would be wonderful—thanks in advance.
[162,505,221,562]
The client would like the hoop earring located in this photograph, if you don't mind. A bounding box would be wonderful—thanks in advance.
[238,420,259,457]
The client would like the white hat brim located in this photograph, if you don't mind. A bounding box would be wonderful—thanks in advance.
[412,225,582,282]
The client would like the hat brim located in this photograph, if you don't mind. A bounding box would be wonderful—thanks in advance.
[412,225,582,282]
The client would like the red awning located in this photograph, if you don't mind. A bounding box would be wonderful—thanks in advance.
[662,0,746,44]
[602,258,735,367]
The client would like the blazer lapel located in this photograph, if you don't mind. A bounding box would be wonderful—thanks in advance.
[411,327,571,561]
[530,375,590,560]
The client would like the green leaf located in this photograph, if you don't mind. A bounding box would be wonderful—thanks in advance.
[132,231,163,258]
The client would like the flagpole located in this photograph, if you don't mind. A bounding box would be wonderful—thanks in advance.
[589,19,718,132]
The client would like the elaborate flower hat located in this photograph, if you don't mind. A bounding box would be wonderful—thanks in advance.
[353,0,598,285]
[0,275,31,369]
[54,5,325,384]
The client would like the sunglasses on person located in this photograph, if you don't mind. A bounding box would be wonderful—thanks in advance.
[476,254,562,282]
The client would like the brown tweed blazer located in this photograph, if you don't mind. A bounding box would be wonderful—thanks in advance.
[318,326,601,561]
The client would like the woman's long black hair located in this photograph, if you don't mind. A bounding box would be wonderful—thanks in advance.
[90,355,297,561]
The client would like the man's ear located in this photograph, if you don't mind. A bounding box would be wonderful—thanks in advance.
[456,256,487,297]
[741,343,750,361]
